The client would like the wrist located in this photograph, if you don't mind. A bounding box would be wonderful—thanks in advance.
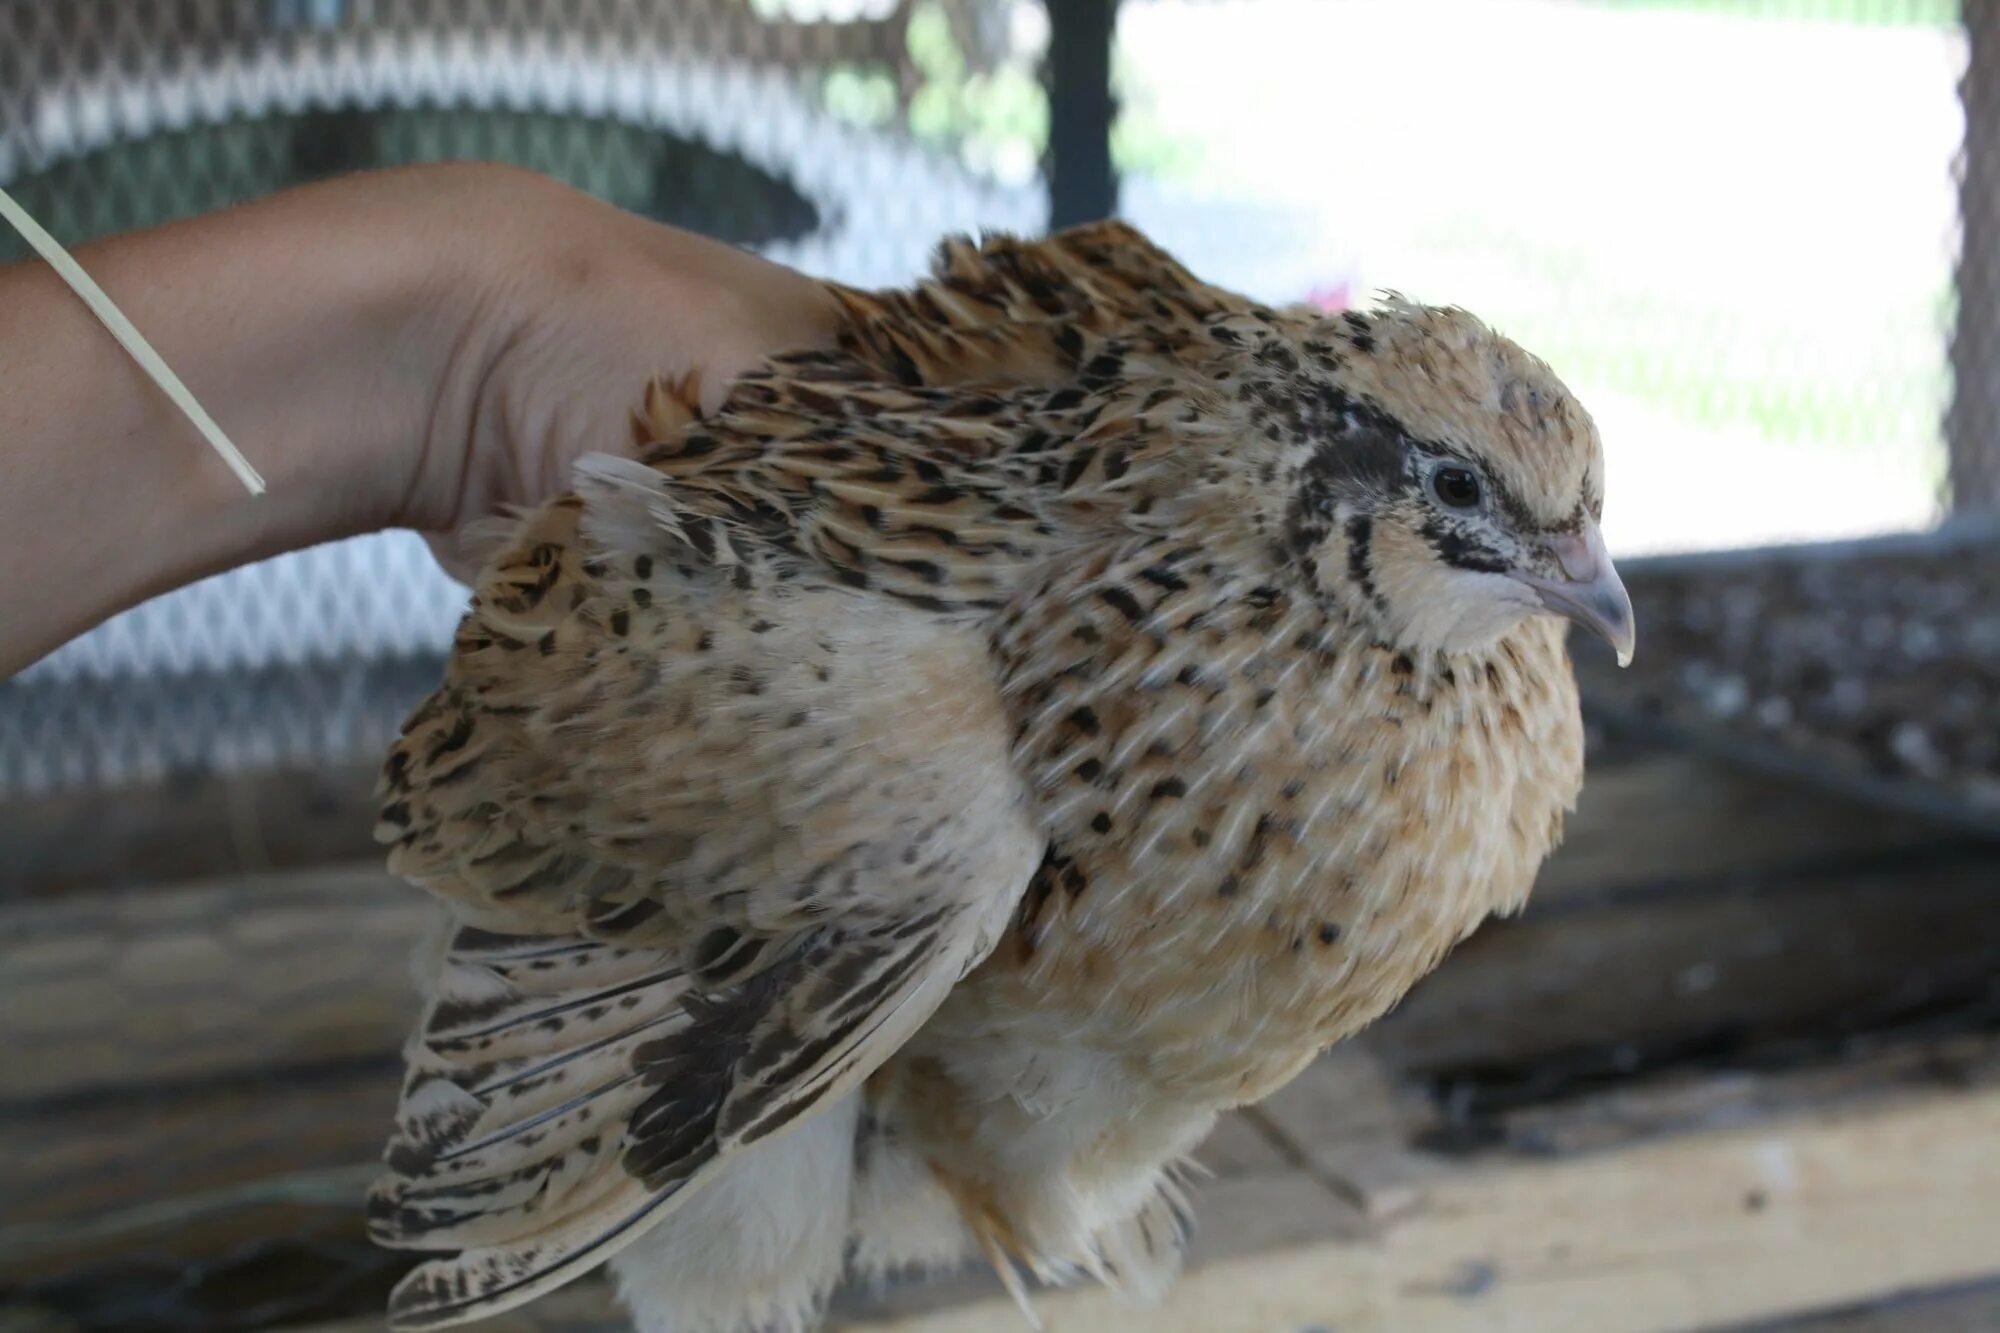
[387,163,600,534]
[0,164,493,674]
[394,164,841,534]
[139,163,496,560]
[276,161,544,539]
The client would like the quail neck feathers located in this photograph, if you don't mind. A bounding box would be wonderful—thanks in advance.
[369,219,1634,1333]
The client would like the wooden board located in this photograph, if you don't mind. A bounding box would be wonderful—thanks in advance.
[0,867,433,1102]
[6,742,1997,1325]
[836,1085,2000,1333]
[0,1067,392,1270]
[6,794,1996,1298]
[0,763,382,902]
[281,1050,2000,1333]
[11,757,1990,1108]
[1366,846,2000,1077]
[11,840,1996,1157]
[6,743,1968,907]
[1534,751,1969,906]
[1750,1279,2000,1331]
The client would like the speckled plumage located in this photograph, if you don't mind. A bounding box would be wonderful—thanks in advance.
[368,221,1627,1332]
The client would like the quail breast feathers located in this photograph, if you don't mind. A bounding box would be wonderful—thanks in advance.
[369,220,1632,1332]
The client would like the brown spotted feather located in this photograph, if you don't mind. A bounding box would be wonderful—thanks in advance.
[371,220,1608,1330]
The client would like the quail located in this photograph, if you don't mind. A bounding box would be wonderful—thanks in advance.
[369,219,1635,1333]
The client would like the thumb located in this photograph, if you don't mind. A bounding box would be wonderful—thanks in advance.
[418,371,701,586]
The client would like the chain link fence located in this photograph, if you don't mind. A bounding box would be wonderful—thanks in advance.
[1,0,1982,798]
[0,2,1992,1330]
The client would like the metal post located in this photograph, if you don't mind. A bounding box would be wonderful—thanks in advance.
[1949,0,2000,511]
[1045,0,1119,229]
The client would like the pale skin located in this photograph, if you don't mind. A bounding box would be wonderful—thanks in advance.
[0,162,837,679]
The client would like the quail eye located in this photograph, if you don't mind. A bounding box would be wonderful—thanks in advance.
[1431,465,1482,509]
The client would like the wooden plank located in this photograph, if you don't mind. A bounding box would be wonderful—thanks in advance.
[0,1063,395,1280]
[1186,1103,1296,1177]
[0,1087,1314,1291]
[829,1168,1370,1328]
[287,1169,1370,1333]
[0,851,1303,1293]
[834,1084,2000,1333]
[1462,1029,2000,1158]
[10,764,1981,1107]
[0,762,381,901]
[5,756,1990,1325]
[0,1047,1317,1296]
[10,1024,1977,1330]
[1748,1279,2000,1330]
[1365,848,2000,1075]
[836,1035,2000,1329]
[1245,1045,1438,1222]
[7,745,1958,909]
[288,1072,2000,1333]
[5,832,1990,1106]
[1535,751,1965,906]
[0,865,434,1102]
[10,841,1997,1199]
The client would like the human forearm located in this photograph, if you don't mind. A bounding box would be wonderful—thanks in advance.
[0,162,835,677]
[0,166,482,674]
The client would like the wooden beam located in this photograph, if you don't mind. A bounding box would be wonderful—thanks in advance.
[0,992,1308,1295]
[1536,750,1957,906]
[14,839,1996,1116]
[1754,1278,2000,1331]
[0,762,381,901]
[281,1165,1373,1333]
[7,749,1995,1322]
[283,1048,2000,1333]
[0,866,432,1103]
[1366,847,2000,1076]
[836,1083,2000,1333]
[4,745,1958,910]
[7,785,1995,1228]
[0,1062,394,1287]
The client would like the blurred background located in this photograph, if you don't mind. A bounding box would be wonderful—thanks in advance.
[3,2,1999,1331]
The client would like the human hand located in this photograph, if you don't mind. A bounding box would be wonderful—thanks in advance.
[0,162,837,674]
[390,165,839,580]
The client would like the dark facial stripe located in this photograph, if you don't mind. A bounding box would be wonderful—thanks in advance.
[1344,515,1387,610]
[1420,518,1510,573]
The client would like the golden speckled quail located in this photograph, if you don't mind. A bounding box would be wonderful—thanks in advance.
[368,220,1634,1333]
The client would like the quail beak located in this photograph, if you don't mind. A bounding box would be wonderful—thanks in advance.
[1514,519,1636,667]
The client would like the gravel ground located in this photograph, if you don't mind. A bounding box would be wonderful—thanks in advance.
[1577,521,2000,832]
